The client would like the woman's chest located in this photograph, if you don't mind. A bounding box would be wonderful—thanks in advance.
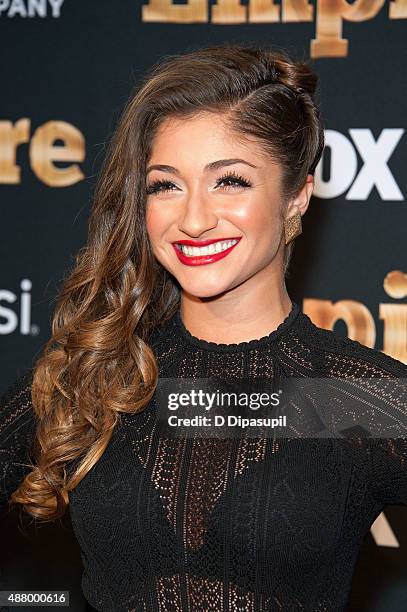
[68,428,370,585]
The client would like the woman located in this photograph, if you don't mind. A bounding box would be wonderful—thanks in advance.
[1,43,406,612]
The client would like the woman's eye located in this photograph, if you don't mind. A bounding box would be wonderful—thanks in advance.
[216,173,252,190]
[146,180,177,195]
[146,172,252,196]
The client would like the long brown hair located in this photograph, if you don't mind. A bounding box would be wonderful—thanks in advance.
[10,42,325,520]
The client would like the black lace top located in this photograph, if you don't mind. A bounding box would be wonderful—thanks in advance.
[1,301,407,612]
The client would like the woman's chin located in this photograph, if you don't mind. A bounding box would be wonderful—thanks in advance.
[177,277,236,300]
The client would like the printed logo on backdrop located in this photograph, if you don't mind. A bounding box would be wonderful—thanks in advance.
[0,0,64,18]
[2,0,406,52]
[0,119,85,186]
[304,286,407,365]
[141,0,407,58]
[0,280,39,336]
[314,128,405,201]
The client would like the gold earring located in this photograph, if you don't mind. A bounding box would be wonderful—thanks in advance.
[284,211,302,245]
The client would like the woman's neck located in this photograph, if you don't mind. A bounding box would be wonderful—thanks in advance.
[179,283,292,345]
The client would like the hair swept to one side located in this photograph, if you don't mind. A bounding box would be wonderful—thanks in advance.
[10,41,325,520]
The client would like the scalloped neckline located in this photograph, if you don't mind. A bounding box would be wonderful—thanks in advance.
[174,301,301,352]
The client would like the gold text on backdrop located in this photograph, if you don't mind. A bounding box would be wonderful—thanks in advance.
[142,0,407,58]
[303,286,407,365]
[0,119,85,187]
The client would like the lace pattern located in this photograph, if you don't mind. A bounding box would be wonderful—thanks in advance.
[1,303,407,611]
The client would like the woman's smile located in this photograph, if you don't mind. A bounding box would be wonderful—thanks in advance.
[172,237,241,266]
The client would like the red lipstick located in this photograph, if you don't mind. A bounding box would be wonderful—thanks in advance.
[172,237,241,266]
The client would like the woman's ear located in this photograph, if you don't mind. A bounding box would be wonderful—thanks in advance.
[286,174,314,217]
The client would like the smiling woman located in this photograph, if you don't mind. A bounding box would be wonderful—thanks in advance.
[1,42,407,612]
[144,111,314,342]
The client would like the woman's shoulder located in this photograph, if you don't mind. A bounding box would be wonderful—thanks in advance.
[294,310,407,378]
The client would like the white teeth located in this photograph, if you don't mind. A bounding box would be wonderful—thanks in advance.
[178,239,238,257]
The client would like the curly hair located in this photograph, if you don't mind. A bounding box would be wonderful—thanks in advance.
[10,42,325,520]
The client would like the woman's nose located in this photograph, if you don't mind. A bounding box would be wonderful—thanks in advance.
[177,194,219,238]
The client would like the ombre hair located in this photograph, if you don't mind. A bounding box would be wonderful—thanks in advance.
[10,42,325,520]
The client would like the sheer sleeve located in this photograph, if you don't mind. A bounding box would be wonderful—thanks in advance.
[362,368,407,507]
[368,436,407,507]
[0,370,37,514]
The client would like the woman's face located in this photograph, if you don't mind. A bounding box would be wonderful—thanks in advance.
[145,112,310,300]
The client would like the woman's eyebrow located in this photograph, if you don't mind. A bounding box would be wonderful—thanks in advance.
[146,158,258,175]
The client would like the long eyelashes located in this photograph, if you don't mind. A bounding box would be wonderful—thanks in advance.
[145,170,252,195]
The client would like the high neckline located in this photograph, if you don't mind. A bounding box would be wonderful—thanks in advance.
[174,300,301,352]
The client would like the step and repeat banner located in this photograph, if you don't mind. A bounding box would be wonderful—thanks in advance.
[1,1,406,611]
